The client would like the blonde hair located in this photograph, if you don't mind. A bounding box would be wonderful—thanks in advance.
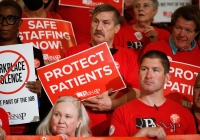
[36,96,91,137]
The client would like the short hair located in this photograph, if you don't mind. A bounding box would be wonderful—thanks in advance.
[36,96,91,137]
[140,50,170,74]
[0,0,22,18]
[92,4,123,26]
[133,0,159,10]
[171,5,200,32]
[151,0,159,9]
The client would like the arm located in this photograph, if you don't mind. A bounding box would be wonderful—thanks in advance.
[83,87,140,111]
[134,127,166,140]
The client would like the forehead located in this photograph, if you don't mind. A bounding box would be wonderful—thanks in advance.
[134,0,153,5]
[93,11,115,20]
[54,102,78,115]
[195,75,200,85]
[175,16,196,28]
[0,6,19,16]
[141,58,163,68]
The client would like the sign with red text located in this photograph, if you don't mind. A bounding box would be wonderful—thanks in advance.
[0,43,39,125]
[37,43,126,104]
[59,0,124,15]
[164,61,200,109]
[19,18,77,64]
[154,0,191,22]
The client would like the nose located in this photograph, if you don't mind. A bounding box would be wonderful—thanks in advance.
[145,70,152,79]
[58,116,64,123]
[179,29,186,37]
[96,22,103,30]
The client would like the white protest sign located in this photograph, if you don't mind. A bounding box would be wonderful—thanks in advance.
[0,43,39,125]
[154,0,191,22]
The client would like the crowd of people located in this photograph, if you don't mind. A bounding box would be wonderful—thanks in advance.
[0,0,200,140]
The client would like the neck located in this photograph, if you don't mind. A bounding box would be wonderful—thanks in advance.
[90,40,113,48]
[133,22,151,32]
[0,38,19,46]
[139,90,166,106]
[24,7,46,18]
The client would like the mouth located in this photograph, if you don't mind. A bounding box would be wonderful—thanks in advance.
[138,14,145,17]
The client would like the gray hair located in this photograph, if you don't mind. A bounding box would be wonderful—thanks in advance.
[36,96,91,137]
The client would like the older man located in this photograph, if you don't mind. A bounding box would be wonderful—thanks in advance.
[64,4,140,136]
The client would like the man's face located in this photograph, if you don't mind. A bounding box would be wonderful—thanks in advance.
[172,16,199,51]
[139,58,170,94]
[0,6,22,42]
[193,75,200,109]
[90,11,120,47]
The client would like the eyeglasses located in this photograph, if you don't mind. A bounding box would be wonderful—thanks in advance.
[0,15,20,25]
[174,25,195,35]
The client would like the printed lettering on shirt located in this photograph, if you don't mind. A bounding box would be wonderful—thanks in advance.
[136,115,182,133]
[136,118,156,128]
[127,41,143,49]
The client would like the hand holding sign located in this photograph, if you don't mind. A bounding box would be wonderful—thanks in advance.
[83,88,117,111]
[25,80,42,95]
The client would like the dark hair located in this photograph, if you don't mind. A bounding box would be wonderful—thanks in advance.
[171,5,200,32]
[140,50,170,74]
[92,4,123,26]
[0,0,22,18]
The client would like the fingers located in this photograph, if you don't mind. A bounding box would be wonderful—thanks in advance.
[25,81,42,94]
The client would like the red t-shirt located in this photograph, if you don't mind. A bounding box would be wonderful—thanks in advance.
[141,39,200,67]
[65,43,140,136]
[110,98,197,136]
[114,25,170,56]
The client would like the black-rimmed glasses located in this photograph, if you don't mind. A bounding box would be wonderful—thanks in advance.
[0,15,20,25]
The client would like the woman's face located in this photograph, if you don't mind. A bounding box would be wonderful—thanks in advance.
[133,0,158,23]
[0,6,21,42]
[51,102,82,137]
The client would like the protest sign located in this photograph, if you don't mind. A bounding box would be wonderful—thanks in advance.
[0,43,39,125]
[164,61,200,109]
[59,0,124,15]
[154,0,191,22]
[19,18,76,64]
[37,42,126,104]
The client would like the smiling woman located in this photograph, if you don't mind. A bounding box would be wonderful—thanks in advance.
[36,96,91,139]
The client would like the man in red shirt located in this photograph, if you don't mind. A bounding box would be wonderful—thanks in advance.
[110,50,197,138]
[65,4,140,136]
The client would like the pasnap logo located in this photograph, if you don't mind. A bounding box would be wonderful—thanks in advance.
[43,54,61,61]
[75,88,100,98]
[9,112,26,120]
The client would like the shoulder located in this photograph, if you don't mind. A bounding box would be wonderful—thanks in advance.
[115,99,140,113]
[46,11,62,19]
[65,43,90,57]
